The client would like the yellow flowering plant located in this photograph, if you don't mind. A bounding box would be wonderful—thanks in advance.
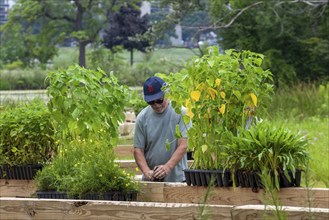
[157,46,273,170]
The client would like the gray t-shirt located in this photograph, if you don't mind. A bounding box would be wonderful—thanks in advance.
[134,103,190,182]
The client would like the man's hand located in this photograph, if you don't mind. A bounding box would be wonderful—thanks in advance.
[145,170,155,181]
[152,164,171,180]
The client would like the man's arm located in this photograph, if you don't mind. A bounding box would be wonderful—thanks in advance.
[152,138,188,180]
[134,147,154,181]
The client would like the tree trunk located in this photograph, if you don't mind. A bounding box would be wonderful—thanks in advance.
[130,48,134,66]
[79,42,86,67]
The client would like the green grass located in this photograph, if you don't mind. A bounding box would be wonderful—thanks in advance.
[117,47,199,64]
[53,47,198,68]
[267,83,329,188]
[269,116,329,187]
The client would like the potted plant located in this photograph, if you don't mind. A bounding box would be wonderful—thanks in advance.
[225,120,310,191]
[0,99,56,180]
[35,138,139,200]
[157,46,273,186]
[34,65,139,200]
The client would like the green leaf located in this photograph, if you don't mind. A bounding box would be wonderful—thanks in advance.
[175,124,183,139]
[165,139,170,151]
[201,144,208,153]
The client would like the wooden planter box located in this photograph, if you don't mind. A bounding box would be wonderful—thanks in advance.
[0,198,328,220]
[1,179,329,219]
[1,179,328,209]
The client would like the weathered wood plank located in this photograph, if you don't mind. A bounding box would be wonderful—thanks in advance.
[0,197,233,220]
[162,184,329,208]
[0,180,36,198]
[137,181,165,202]
[231,205,329,220]
[1,180,328,209]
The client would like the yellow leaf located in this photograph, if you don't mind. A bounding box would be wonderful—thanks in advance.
[215,78,221,87]
[219,104,226,114]
[201,144,208,153]
[250,93,258,106]
[196,82,205,91]
[220,91,226,99]
[190,91,201,101]
[207,88,217,100]
[186,108,194,119]
[185,99,191,108]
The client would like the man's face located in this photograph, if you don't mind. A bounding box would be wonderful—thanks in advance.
[149,98,168,113]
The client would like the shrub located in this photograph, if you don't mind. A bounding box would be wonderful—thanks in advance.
[0,99,56,166]
[35,138,139,197]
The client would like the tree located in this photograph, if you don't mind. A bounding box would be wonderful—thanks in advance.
[1,0,140,67]
[153,0,328,85]
[208,0,329,85]
[102,3,151,65]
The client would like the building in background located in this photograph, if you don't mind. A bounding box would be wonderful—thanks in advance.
[0,0,9,25]
[0,0,15,25]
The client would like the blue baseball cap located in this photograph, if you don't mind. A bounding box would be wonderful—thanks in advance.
[143,76,165,103]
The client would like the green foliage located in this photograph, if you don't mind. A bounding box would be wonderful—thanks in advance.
[88,47,189,86]
[46,65,128,145]
[51,47,79,70]
[0,47,196,89]
[267,83,329,120]
[209,0,329,85]
[34,138,139,197]
[102,3,151,65]
[0,99,56,166]
[260,167,287,220]
[225,120,311,189]
[157,46,274,170]
[35,65,138,196]
[0,69,49,90]
[267,83,328,187]
[1,0,141,67]
[0,2,60,68]
[126,89,147,116]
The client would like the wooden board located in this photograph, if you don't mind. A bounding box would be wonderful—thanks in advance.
[160,183,329,208]
[0,179,36,198]
[0,197,233,220]
[1,198,328,220]
[231,205,329,220]
[1,180,328,209]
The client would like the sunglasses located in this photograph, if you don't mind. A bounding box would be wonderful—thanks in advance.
[147,98,164,105]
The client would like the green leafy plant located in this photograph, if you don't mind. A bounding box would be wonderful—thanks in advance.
[35,65,139,197]
[0,99,56,166]
[157,46,274,170]
[35,138,139,198]
[46,65,128,145]
[225,120,310,189]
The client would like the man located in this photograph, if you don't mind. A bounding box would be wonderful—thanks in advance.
[133,76,191,182]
